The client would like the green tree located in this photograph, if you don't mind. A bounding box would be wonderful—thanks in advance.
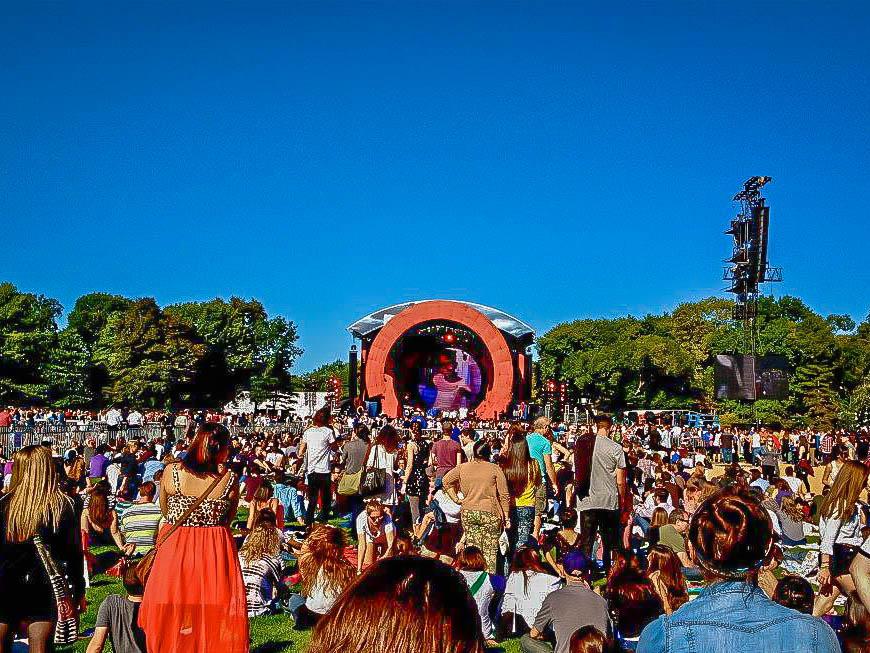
[166,298,302,406]
[248,316,303,405]
[93,299,206,407]
[43,328,94,407]
[67,293,134,344]
[298,360,349,393]
[537,295,868,429]
[0,282,60,403]
[166,297,268,404]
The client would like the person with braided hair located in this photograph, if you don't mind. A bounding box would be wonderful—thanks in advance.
[637,486,839,653]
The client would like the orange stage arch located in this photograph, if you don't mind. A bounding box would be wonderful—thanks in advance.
[363,300,515,419]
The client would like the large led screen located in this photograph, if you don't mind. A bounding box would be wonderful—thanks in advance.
[391,322,488,412]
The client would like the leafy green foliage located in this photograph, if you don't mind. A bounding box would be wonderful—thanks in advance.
[0,282,60,402]
[298,359,349,393]
[43,329,94,407]
[67,292,134,344]
[0,283,302,409]
[93,299,206,407]
[538,295,870,429]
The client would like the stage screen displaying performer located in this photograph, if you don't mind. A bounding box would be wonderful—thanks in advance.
[391,322,487,413]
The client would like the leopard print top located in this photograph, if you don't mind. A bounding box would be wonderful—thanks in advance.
[165,465,236,527]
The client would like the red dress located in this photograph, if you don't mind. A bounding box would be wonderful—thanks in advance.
[139,468,249,653]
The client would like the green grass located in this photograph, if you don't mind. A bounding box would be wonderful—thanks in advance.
[61,568,524,652]
[52,522,827,652]
[59,541,527,652]
[62,570,526,652]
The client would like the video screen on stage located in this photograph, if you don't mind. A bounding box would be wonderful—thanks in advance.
[390,321,488,412]
[715,354,789,401]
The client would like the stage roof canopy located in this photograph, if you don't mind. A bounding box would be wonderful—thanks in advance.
[347,300,535,341]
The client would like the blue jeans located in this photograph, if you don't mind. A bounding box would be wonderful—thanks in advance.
[286,593,305,619]
[634,514,651,537]
[722,448,733,464]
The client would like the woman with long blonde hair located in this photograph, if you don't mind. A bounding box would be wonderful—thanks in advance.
[238,508,283,616]
[814,460,870,616]
[288,523,355,629]
[0,445,85,653]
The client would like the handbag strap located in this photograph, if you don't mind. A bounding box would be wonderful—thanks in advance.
[156,468,228,548]
[363,441,381,472]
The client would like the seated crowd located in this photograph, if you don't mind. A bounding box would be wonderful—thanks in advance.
[1,406,870,653]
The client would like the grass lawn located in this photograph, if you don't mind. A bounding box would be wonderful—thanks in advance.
[58,523,528,653]
[60,568,525,652]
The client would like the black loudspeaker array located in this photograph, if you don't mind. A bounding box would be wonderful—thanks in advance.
[348,346,358,400]
[723,176,780,316]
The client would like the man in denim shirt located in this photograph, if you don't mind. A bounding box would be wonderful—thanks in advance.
[638,486,839,653]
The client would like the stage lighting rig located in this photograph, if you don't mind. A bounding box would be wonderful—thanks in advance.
[723,176,782,322]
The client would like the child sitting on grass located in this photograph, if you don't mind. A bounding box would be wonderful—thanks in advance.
[86,566,147,653]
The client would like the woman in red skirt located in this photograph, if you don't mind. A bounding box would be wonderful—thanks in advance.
[139,423,248,652]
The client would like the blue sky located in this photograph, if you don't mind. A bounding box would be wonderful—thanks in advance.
[2,1,868,371]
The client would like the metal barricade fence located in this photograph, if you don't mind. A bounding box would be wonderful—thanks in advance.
[0,421,309,455]
[0,421,508,455]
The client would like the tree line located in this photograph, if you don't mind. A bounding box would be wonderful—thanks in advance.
[4,281,868,429]
[0,282,302,409]
[536,296,870,430]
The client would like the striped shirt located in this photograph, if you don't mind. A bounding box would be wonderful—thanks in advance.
[119,502,162,555]
[239,554,282,616]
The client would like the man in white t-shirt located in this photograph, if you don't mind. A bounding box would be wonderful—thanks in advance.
[660,427,672,451]
[127,409,144,428]
[297,408,336,526]
[105,407,123,431]
[782,466,803,494]
[670,424,683,448]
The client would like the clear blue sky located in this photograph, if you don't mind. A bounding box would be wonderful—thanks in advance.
[2,2,868,371]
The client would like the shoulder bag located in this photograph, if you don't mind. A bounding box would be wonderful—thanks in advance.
[31,496,80,645]
[134,469,228,586]
[337,444,363,496]
[359,443,387,498]
[33,534,79,645]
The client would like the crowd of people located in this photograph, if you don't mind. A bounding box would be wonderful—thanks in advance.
[2,403,870,653]
[0,405,296,433]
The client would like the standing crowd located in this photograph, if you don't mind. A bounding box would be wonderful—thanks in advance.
[2,403,870,653]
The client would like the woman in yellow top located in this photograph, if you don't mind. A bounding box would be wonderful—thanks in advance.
[500,426,544,569]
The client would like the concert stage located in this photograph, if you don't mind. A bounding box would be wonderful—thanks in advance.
[347,300,535,419]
